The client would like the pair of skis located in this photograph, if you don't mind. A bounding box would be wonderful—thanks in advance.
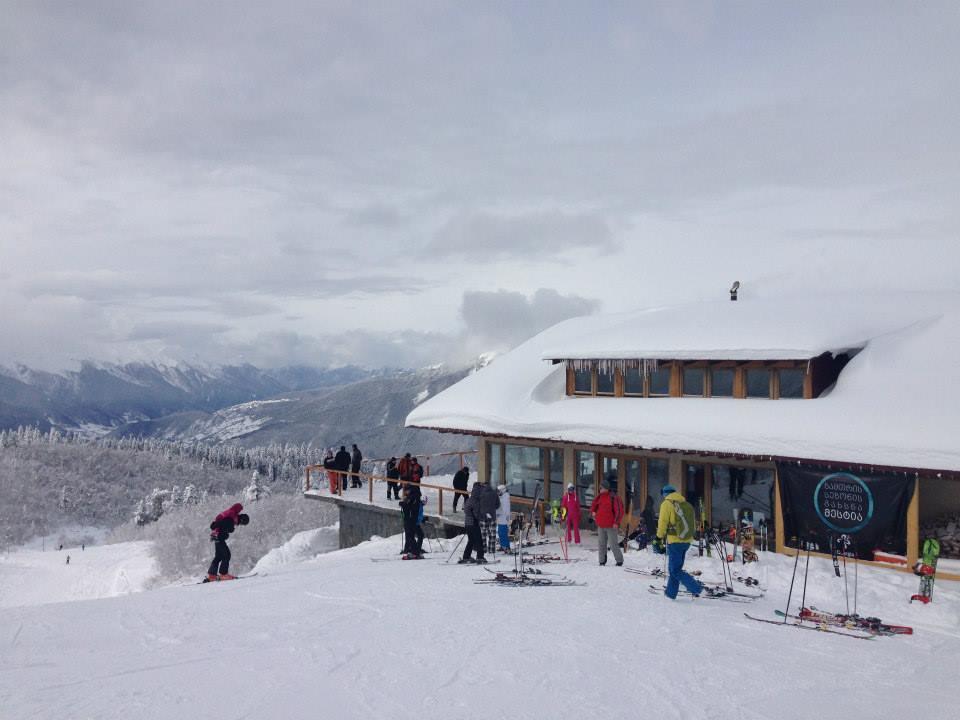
[474,570,583,587]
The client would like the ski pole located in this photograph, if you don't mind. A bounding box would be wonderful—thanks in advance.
[799,542,812,613]
[782,538,803,624]
[445,533,465,563]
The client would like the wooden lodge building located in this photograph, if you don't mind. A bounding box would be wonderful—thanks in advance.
[407,292,960,577]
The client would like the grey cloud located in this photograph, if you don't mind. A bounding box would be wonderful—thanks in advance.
[458,288,601,355]
[126,321,232,343]
[426,210,619,261]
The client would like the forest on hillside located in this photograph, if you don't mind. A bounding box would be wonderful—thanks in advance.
[0,427,336,549]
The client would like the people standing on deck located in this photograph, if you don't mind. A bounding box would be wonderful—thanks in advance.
[561,484,582,545]
[590,478,624,566]
[496,484,512,552]
[323,449,336,493]
[386,457,401,500]
[410,457,424,484]
[398,453,413,489]
[452,465,470,512]
[334,446,351,491]
[653,484,704,599]
[459,483,487,564]
[350,444,363,488]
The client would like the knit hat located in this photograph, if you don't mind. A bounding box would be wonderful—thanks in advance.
[660,484,676,497]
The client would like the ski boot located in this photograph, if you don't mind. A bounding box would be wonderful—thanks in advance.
[218,573,237,581]
[203,574,219,583]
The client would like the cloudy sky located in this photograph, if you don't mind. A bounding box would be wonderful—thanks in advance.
[2,1,958,371]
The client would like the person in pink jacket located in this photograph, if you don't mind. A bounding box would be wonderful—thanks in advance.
[561,484,582,544]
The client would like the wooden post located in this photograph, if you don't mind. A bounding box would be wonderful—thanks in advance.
[906,476,920,567]
[774,468,785,552]
[368,473,373,503]
[305,468,311,492]
[439,488,444,516]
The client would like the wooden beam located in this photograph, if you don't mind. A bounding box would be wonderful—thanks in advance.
[774,468,785,552]
[907,476,920,566]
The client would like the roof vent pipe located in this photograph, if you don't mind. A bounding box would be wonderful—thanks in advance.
[729,281,740,301]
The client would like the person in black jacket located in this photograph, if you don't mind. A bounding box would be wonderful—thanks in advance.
[350,444,363,488]
[452,465,469,512]
[459,483,487,564]
[399,483,423,557]
[206,508,250,582]
[334,445,351,491]
[386,456,401,500]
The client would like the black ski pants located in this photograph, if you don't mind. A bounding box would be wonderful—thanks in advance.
[452,487,467,511]
[403,517,422,554]
[462,525,485,561]
[387,481,401,499]
[208,540,231,575]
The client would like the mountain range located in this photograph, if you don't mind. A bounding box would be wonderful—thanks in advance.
[0,361,476,461]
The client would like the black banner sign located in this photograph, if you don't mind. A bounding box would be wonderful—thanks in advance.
[777,464,915,556]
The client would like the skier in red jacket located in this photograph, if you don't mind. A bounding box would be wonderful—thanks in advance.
[206,503,250,582]
[561,484,582,545]
[590,478,624,566]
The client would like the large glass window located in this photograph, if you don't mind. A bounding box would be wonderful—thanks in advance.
[488,442,503,487]
[683,368,705,397]
[684,463,706,509]
[709,368,734,397]
[746,369,771,398]
[648,365,671,396]
[601,456,619,495]
[596,368,615,395]
[624,367,644,395]
[576,451,596,507]
[646,459,669,524]
[504,445,543,498]
[574,368,592,394]
[548,449,564,503]
[778,368,805,398]
[711,465,775,537]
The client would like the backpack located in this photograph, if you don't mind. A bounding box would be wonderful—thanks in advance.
[668,499,696,542]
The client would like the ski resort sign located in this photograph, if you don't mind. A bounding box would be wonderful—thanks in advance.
[777,464,915,556]
[814,472,874,533]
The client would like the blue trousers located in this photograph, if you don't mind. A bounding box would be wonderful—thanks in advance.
[497,524,511,550]
[665,542,703,599]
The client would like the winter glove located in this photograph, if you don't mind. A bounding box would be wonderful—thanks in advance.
[652,537,666,554]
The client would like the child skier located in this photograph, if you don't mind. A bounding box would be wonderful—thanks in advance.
[206,503,250,582]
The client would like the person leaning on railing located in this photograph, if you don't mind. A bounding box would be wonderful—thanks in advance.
[452,465,469,512]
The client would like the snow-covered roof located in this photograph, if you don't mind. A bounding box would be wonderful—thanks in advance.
[407,292,960,473]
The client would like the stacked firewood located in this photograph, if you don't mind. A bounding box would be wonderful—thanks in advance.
[920,512,960,558]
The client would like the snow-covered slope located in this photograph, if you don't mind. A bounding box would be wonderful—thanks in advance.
[0,541,158,608]
[1,534,958,719]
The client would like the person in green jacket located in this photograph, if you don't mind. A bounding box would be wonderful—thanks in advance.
[653,485,704,599]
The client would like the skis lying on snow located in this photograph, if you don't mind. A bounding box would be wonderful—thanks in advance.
[624,567,701,578]
[744,612,875,639]
[647,584,759,602]
[370,554,444,562]
[484,565,557,576]
[520,553,584,564]
[475,571,584,587]
[802,606,913,636]
[440,559,502,566]
[200,573,258,584]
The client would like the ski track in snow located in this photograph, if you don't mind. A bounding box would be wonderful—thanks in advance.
[0,534,958,719]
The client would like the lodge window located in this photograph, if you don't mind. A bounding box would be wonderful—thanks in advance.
[777,368,805,399]
[746,369,772,398]
[596,367,615,395]
[624,366,644,395]
[648,365,671,396]
[709,368,735,397]
[573,368,592,395]
[505,444,544,498]
[576,450,596,507]
[548,449,564,503]
[682,367,705,397]
[567,360,813,400]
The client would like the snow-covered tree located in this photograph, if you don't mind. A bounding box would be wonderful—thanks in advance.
[244,470,270,503]
[133,499,150,526]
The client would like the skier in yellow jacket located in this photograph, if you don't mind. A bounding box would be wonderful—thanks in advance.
[654,485,704,599]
